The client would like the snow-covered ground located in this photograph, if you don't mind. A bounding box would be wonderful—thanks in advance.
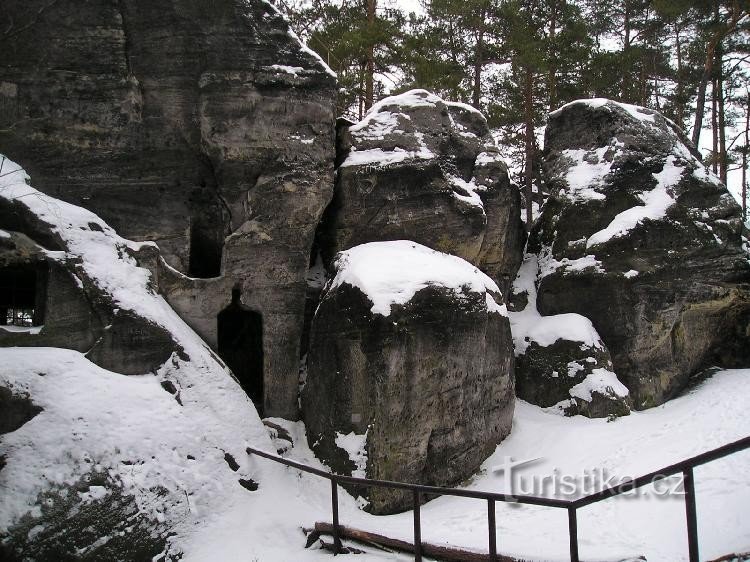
[191,368,750,562]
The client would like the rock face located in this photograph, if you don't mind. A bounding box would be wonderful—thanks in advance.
[302,241,515,514]
[0,158,271,561]
[320,89,524,295]
[0,0,337,418]
[531,99,750,409]
[509,256,631,418]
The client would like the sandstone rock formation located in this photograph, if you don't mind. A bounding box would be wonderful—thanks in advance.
[320,89,524,296]
[0,0,337,418]
[510,256,631,418]
[302,241,515,514]
[0,157,270,561]
[531,99,750,409]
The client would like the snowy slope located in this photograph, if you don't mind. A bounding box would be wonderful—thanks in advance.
[193,369,750,562]
[0,155,271,556]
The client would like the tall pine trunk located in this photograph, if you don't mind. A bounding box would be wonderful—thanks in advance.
[691,0,742,148]
[472,28,484,109]
[744,91,749,221]
[712,77,718,174]
[717,46,728,184]
[365,0,376,111]
[675,24,685,127]
[547,0,558,112]
[524,66,534,228]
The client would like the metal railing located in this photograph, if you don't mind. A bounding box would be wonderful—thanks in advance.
[247,434,750,562]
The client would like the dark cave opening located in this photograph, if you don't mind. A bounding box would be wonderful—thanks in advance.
[217,288,265,416]
[0,265,46,327]
[188,222,223,278]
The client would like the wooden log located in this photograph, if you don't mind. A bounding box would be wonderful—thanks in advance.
[313,522,520,562]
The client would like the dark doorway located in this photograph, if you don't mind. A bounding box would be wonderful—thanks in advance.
[217,288,264,416]
[0,265,46,327]
[188,222,223,278]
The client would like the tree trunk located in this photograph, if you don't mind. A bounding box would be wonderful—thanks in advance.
[717,45,728,184]
[691,0,743,148]
[358,64,365,120]
[524,66,534,228]
[364,0,376,111]
[712,77,718,174]
[547,0,558,112]
[472,27,484,109]
[744,90,749,221]
[675,23,684,128]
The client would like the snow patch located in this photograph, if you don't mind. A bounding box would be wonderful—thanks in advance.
[329,240,502,317]
[509,256,604,355]
[586,156,682,248]
[335,430,368,478]
[569,368,630,402]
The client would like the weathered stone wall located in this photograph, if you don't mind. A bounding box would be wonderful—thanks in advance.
[0,0,337,417]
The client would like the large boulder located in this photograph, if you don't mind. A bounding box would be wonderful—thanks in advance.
[320,89,524,295]
[532,99,750,409]
[0,0,337,418]
[0,158,270,560]
[302,241,515,514]
[510,256,631,418]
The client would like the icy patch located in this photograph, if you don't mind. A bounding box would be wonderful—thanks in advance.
[623,270,639,278]
[335,430,368,478]
[0,229,10,238]
[329,240,502,317]
[509,256,604,355]
[569,368,629,402]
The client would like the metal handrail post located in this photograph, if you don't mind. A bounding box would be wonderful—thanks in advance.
[331,478,342,554]
[568,506,579,562]
[683,467,699,562]
[488,498,497,562]
[413,488,422,561]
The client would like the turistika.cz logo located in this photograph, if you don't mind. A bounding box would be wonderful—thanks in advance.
[491,456,685,500]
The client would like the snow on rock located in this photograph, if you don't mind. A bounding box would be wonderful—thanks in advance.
[329,240,506,317]
[586,155,682,248]
[533,98,750,409]
[510,255,630,418]
[568,368,630,402]
[0,155,270,558]
[334,430,368,479]
[509,256,601,355]
[325,89,524,298]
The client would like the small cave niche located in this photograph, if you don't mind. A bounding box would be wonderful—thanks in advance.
[0,264,47,328]
[188,222,223,279]
[217,288,265,416]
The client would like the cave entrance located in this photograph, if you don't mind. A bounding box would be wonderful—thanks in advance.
[0,265,46,327]
[217,288,264,416]
[188,222,223,278]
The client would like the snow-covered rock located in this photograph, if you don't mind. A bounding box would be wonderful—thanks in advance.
[510,256,631,418]
[0,0,338,419]
[320,89,524,296]
[0,156,270,560]
[302,241,514,514]
[532,98,750,409]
